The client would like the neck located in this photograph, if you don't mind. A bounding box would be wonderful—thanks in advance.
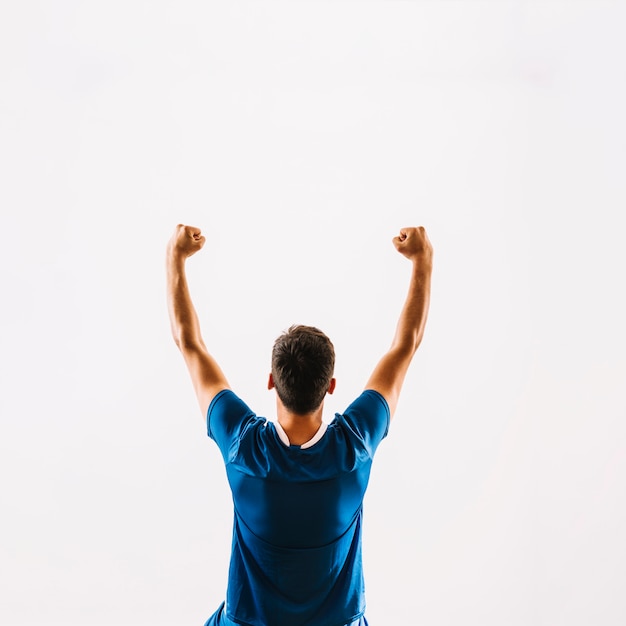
[276,399,324,446]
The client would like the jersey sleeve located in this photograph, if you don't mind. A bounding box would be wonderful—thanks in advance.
[338,389,390,458]
[207,390,258,462]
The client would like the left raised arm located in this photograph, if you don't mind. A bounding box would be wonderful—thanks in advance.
[166,224,230,418]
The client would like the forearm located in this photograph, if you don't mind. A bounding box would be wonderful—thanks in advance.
[390,257,432,354]
[166,252,205,350]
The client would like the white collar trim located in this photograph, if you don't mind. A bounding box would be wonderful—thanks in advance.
[274,421,328,449]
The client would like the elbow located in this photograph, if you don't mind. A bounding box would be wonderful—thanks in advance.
[412,332,424,354]
[170,326,184,350]
[170,328,186,351]
[174,333,203,352]
[408,326,427,354]
[393,334,422,357]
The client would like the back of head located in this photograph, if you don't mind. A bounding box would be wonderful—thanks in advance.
[271,325,335,415]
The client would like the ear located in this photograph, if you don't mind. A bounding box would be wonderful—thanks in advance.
[268,373,275,390]
[328,378,336,395]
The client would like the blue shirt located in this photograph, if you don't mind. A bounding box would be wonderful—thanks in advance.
[207,389,390,626]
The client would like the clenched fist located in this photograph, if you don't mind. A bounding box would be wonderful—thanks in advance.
[392,227,433,263]
[168,224,206,259]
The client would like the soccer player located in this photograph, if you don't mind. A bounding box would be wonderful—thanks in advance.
[166,224,433,626]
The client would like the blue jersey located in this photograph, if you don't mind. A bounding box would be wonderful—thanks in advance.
[206,389,390,626]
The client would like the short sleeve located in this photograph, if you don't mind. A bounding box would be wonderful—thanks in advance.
[207,390,258,462]
[336,390,390,458]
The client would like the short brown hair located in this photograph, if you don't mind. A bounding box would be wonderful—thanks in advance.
[271,325,335,415]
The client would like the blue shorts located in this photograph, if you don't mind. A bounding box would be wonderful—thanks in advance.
[204,601,369,626]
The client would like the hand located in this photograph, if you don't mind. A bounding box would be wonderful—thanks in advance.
[392,226,433,262]
[167,224,206,259]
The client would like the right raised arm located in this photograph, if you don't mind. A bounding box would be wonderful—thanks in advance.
[365,227,433,419]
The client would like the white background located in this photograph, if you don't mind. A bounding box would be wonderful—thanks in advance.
[1,1,625,624]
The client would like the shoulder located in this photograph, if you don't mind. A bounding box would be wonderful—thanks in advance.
[207,389,249,421]
[344,389,391,423]
[360,389,392,414]
[207,390,260,447]
[332,390,390,457]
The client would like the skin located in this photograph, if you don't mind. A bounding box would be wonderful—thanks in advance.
[166,224,432,440]
[365,226,433,419]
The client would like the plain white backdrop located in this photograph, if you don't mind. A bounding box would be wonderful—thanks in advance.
[1,1,625,624]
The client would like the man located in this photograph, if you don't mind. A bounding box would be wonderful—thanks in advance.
[166,224,433,626]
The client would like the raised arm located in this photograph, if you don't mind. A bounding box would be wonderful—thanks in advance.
[166,224,229,418]
[365,226,433,419]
